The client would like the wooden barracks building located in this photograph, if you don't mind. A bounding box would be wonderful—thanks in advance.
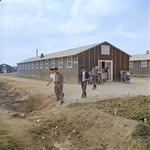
[17,41,130,82]
[129,50,150,77]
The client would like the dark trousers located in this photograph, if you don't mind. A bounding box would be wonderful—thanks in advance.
[92,77,96,88]
[55,82,63,102]
[81,81,87,96]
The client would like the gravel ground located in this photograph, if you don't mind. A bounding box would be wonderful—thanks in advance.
[63,78,150,105]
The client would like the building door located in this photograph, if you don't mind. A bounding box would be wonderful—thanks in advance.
[2,67,7,73]
[98,60,113,81]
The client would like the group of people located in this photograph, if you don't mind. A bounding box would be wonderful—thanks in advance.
[47,66,109,104]
[47,67,64,105]
[120,68,131,84]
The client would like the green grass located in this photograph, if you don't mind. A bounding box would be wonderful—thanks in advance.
[0,135,22,150]
[131,121,150,150]
[0,130,9,135]
[0,130,22,150]
[95,95,150,121]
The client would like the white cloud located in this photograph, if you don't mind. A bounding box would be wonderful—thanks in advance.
[113,27,148,39]
[53,0,126,34]
[1,0,62,12]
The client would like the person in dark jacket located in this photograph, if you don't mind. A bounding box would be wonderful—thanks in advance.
[78,67,89,98]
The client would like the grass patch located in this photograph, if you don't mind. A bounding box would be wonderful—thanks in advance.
[67,102,90,108]
[0,130,9,135]
[68,95,150,121]
[95,95,150,121]
[132,121,150,139]
[0,135,22,150]
[131,121,150,150]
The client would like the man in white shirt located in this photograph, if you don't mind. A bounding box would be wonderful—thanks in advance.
[47,68,56,99]
[47,67,64,103]
[47,68,55,85]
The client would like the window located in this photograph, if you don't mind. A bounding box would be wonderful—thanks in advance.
[25,63,27,69]
[101,45,110,55]
[67,56,72,68]
[22,64,24,69]
[35,62,38,69]
[28,62,30,69]
[31,62,34,69]
[45,60,49,69]
[17,64,19,70]
[40,61,43,69]
[129,62,133,67]
[58,58,63,68]
[141,60,147,67]
[51,59,55,68]
[73,55,78,64]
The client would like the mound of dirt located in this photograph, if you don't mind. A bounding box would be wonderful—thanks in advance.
[0,74,150,150]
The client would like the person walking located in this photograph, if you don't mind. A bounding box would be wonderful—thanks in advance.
[79,67,89,98]
[54,67,64,105]
[120,68,124,82]
[91,66,97,90]
[105,67,109,81]
[47,68,55,86]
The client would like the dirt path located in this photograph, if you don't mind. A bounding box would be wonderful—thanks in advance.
[0,74,149,150]
[1,74,150,105]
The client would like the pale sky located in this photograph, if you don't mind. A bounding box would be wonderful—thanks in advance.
[0,0,150,66]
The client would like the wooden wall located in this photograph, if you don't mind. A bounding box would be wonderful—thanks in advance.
[129,60,150,77]
[78,42,130,81]
[17,56,78,83]
[17,42,130,82]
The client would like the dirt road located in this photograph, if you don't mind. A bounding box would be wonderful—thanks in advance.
[0,74,149,150]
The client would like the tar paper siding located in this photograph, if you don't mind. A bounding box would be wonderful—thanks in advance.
[129,60,150,76]
[17,42,129,82]
[17,56,78,82]
[78,42,129,81]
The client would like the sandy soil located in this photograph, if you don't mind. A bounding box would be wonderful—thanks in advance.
[0,73,149,150]
[64,77,150,105]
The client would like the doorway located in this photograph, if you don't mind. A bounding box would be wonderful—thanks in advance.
[2,67,7,73]
[98,60,113,81]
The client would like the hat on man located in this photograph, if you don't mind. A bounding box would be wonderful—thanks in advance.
[50,68,54,70]
[81,66,84,69]
[54,67,58,70]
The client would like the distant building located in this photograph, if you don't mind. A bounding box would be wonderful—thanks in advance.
[0,63,12,73]
[12,66,17,72]
[129,50,150,77]
[17,41,130,82]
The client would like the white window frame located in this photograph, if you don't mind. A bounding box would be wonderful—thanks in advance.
[40,61,43,69]
[129,61,133,67]
[58,58,63,68]
[51,59,55,68]
[141,60,147,67]
[17,65,19,70]
[22,64,24,69]
[25,63,27,69]
[73,55,78,64]
[45,60,49,69]
[28,62,30,69]
[35,62,38,69]
[31,62,34,69]
[101,45,110,55]
[67,56,72,68]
